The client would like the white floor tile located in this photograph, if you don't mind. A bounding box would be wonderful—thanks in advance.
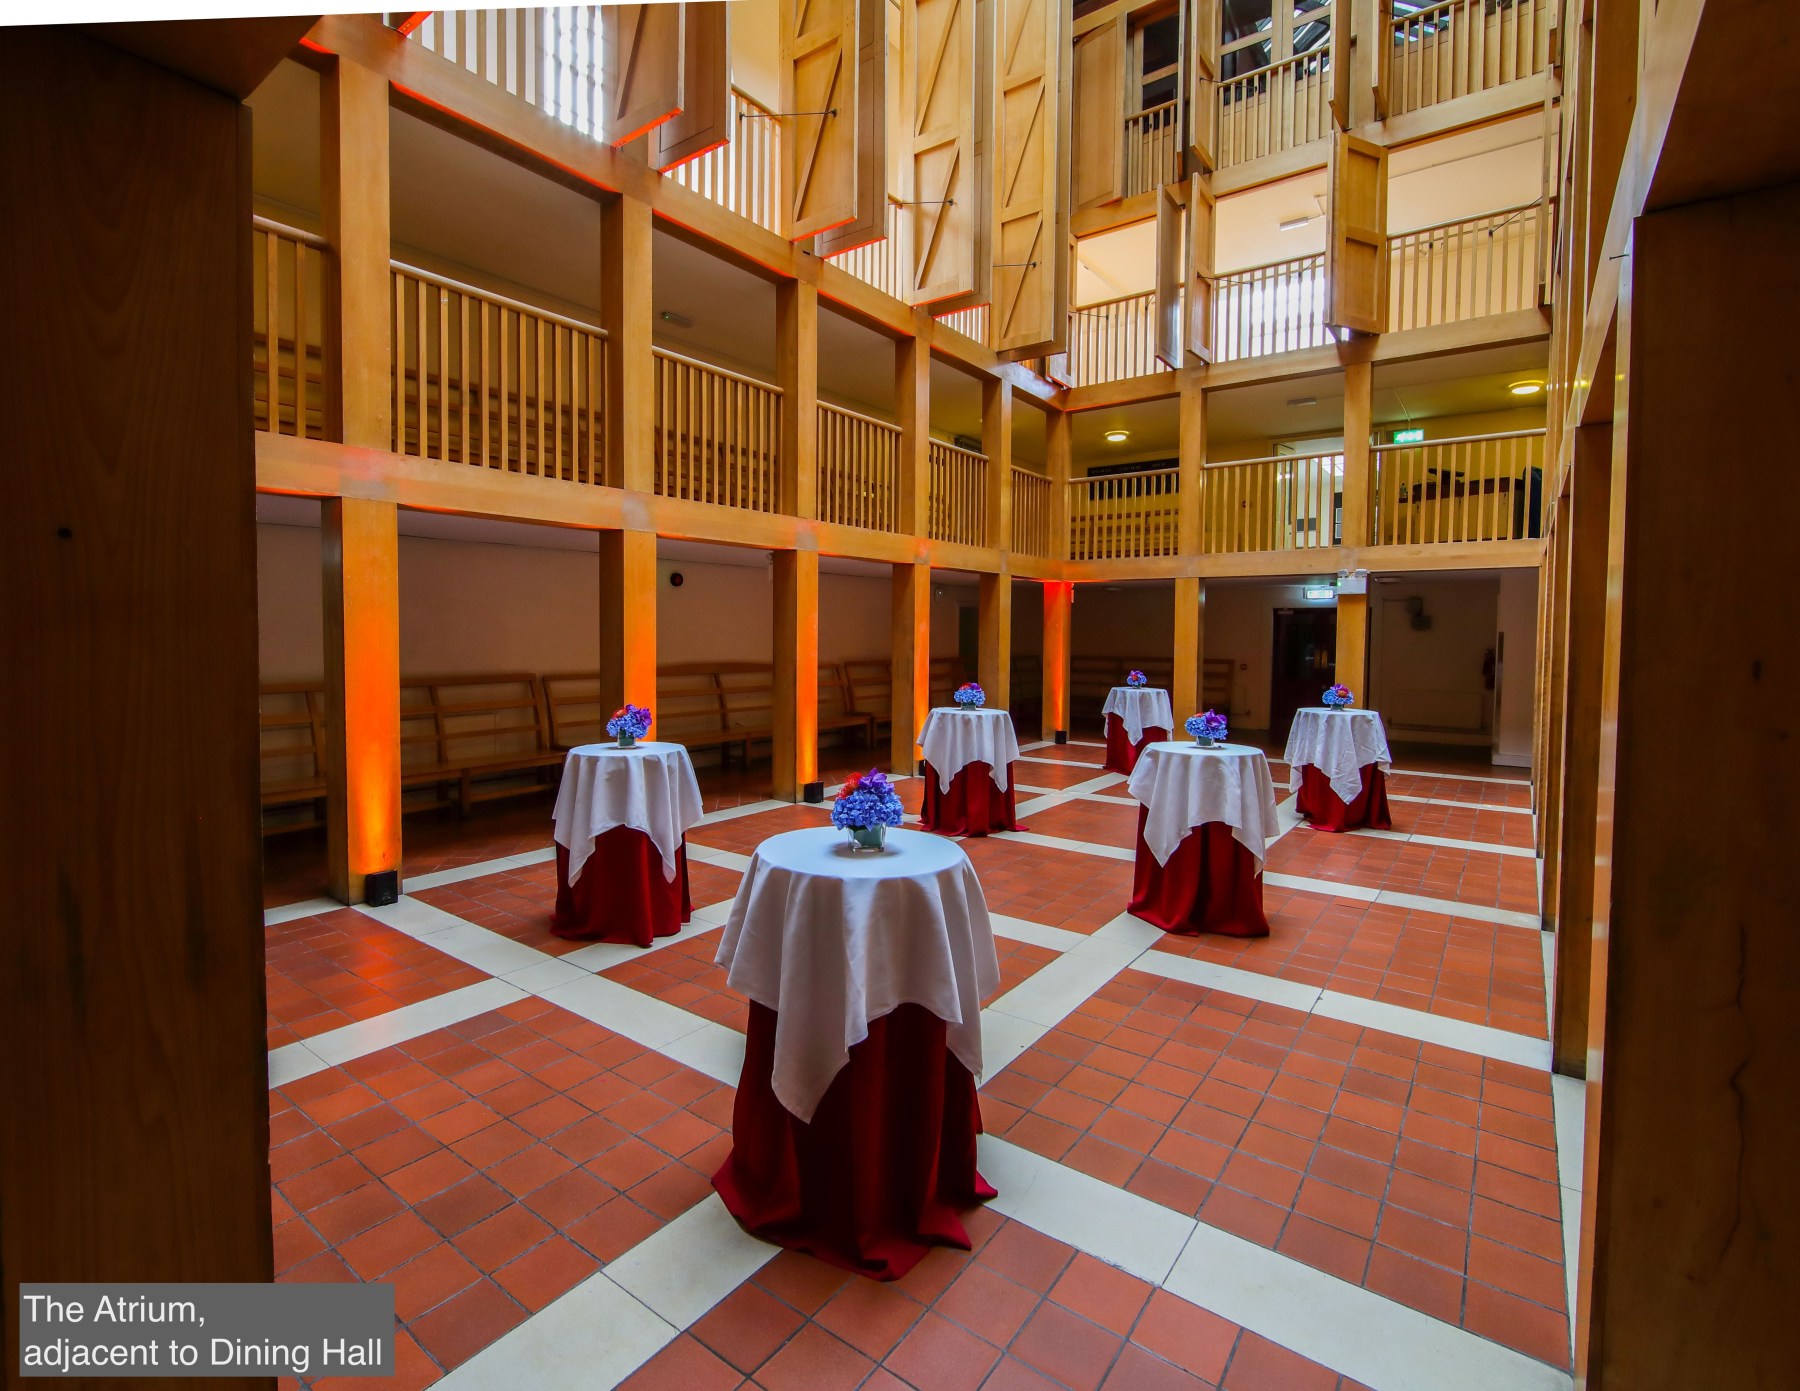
[1551,1074,1585,1193]
[1385,768,1534,787]
[264,896,340,925]
[500,957,593,995]
[993,829,1135,863]
[685,843,754,872]
[979,1008,1049,1078]
[301,978,527,1068]
[558,914,726,973]
[540,973,719,1053]
[1313,990,1553,1071]
[1263,872,1382,903]
[1373,889,1540,932]
[604,1194,779,1329]
[696,799,788,825]
[1131,952,1324,1013]
[657,1020,747,1087]
[1390,793,1532,815]
[988,913,1088,955]
[266,1040,329,1088]
[1165,1222,1573,1391]
[982,950,1128,1030]
[1347,828,1536,859]
[433,1269,675,1391]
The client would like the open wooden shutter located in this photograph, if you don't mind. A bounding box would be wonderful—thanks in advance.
[990,0,1065,353]
[783,0,859,240]
[1325,131,1388,334]
[903,0,978,302]
[818,0,890,255]
[1071,16,1123,210]
[922,0,994,316]
[1186,0,1218,171]
[1154,183,1183,368]
[1185,172,1215,362]
[655,4,732,172]
[602,4,685,147]
[1328,0,1350,129]
[1371,0,1393,121]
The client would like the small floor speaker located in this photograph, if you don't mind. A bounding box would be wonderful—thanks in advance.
[802,780,825,803]
[1054,730,1068,745]
[364,870,400,907]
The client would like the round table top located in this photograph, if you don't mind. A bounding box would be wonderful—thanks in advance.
[1139,740,1265,761]
[565,740,694,762]
[1290,706,1381,722]
[1108,684,1167,696]
[751,825,968,881]
[928,705,1011,718]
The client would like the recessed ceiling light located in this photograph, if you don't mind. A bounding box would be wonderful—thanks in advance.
[1104,429,1130,443]
[1287,396,1317,408]
[1508,379,1544,396]
[1278,215,1315,232]
[659,309,693,328]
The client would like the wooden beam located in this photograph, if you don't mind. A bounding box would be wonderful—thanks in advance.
[890,560,931,770]
[773,548,821,800]
[1335,591,1368,698]
[599,528,658,713]
[1177,374,1204,555]
[321,53,392,450]
[1340,359,1373,547]
[978,571,1013,711]
[86,15,318,97]
[896,330,932,536]
[778,275,820,519]
[1172,576,1205,719]
[601,194,655,492]
[983,377,1013,548]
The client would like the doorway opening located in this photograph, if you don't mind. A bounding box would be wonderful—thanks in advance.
[1270,606,1337,734]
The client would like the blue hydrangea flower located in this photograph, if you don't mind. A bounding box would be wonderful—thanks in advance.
[954,682,985,708]
[606,704,653,739]
[1322,685,1355,709]
[830,769,905,829]
[1126,670,1147,687]
[1185,710,1229,741]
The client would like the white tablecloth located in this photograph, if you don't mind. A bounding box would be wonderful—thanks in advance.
[919,707,1020,792]
[552,742,705,884]
[1102,686,1175,746]
[1283,708,1393,804]
[715,826,999,1123]
[1127,743,1282,867]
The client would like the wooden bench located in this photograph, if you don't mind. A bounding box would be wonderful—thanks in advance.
[1071,656,1174,723]
[399,674,565,813]
[259,683,327,829]
[819,663,877,746]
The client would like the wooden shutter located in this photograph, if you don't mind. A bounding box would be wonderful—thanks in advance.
[602,4,685,147]
[1185,172,1215,363]
[923,0,994,316]
[1154,183,1183,369]
[990,0,1065,352]
[818,0,890,255]
[656,4,732,172]
[783,0,859,240]
[1071,16,1123,210]
[1371,0,1393,121]
[1325,131,1388,335]
[1328,0,1349,129]
[904,0,978,302]
[1187,0,1218,171]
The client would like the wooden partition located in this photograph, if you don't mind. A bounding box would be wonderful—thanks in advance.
[928,440,990,546]
[817,402,901,531]
[1213,254,1328,361]
[652,348,781,509]
[1067,468,1182,561]
[1372,430,1545,544]
[1388,203,1543,332]
[1384,0,1552,118]
[1067,292,1159,386]
[1202,452,1344,554]
[668,85,782,232]
[1214,45,1334,170]
[1011,467,1052,555]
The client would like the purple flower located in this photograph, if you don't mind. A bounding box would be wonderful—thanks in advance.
[606,704,653,739]
[954,682,986,708]
[1185,710,1229,741]
[1322,685,1355,709]
[1126,670,1147,687]
[831,768,905,829]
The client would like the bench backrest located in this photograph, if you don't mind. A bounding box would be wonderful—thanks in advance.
[715,662,775,732]
[844,658,892,719]
[656,666,731,742]
[260,683,325,788]
[541,672,604,748]
[399,674,549,772]
[819,663,859,723]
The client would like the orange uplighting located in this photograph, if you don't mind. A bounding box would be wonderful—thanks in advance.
[1042,582,1074,737]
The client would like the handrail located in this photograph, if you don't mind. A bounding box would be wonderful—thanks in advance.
[253,214,329,248]
[391,258,609,338]
[820,400,899,432]
[1216,251,1325,284]
[1372,427,1546,451]
[1072,289,1155,314]
[650,345,782,394]
[1067,465,1180,488]
[1388,201,1541,243]
[1208,450,1339,469]
[931,439,987,464]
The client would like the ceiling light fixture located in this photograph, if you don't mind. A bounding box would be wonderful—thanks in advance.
[1287,396,1318,408]
[659,309,693,328]
[1104,429,1130,443]
[1278,215,1316,231]
[1508,379,1545,396]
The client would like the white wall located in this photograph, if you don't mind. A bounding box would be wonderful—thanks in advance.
[258,520,325,683]
[1493,569,1539,767]
[1369,576,1500,746]
[1203,582,1326,730]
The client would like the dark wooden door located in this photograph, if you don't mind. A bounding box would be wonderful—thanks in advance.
[1270,607,1338,736]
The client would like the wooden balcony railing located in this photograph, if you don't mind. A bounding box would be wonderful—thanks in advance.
[835,199,910,302]
[1388,203,1542,332]
[1123,100,1181,199]
[1373,429,1545,544]
[652,349,780,510]
[1011,467,1052,556]
[400,9,592,133]
[252,217,328,440]
[1067,292,1159,387]
[391,261,609,483]
[1215,45,1334,171]
[936,304,989,347]
[1214,254,1328,361]
[929,441,989,547]
[817,403,899,531]
[1067,468,1181,561]
[1386,0,1552,118]
[1202,452,1343,554]
[668,86,781,234]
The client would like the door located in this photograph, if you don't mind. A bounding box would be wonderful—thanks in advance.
[1270,606,1337,735]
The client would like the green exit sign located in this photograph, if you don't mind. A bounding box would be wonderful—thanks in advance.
[1391,428,1425,444]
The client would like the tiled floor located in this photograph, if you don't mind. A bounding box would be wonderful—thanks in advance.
[264,740,1568,1391]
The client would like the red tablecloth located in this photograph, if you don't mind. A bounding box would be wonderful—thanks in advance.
[1295,763,1393,832]
[713,1001,993,1281]
[551,826,692,944]
[1104,713,1170,775]
[1128,806,1270,937]
[920,759,1022,836]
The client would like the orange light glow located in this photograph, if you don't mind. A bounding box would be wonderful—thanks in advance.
[1042,582,1074,739]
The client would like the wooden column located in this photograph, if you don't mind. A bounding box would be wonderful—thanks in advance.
[896,329,931,537]
[1177,373,1206,556]
[599,529,658,712]
[1335,592,1369,696]
[777,276,819,519]
[1551,424,1610,1076]
[323,499,403,904]
[1576,186,1800,1387]
[1539,501,1573,907]
[773,549,821,801]
[602,194,655,492]
[890,560,931,771]
[4,25,277,1356]
[983,377,1013,549]
[978,572,1013,710]
[1339,358,1373,548]
[1042,581,1073,741]
[1047,405,1072,560]
[321,53,392,449]
[1172,578,1206,719]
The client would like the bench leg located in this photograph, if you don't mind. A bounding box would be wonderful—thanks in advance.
[459,773,474,817]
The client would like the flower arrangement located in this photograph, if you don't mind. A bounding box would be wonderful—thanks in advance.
[1185,710,1229,746]
[1125,670,1148,688]
[607,703,653,747]
[831,769,905,850]
[953,682,986,709]
[1321,684,1355,710]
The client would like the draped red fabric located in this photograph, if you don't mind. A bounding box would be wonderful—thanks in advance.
[1103,713,1170,775]
[550,830,693,944]
[919,759,1023,835]
[713,1002,995,1281]
[1294,763,1393,832]
[1128,807,1271,938]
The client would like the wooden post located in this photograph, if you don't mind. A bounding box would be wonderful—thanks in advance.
[1539,499,1573,909]
[890,560,931,771]
[322,499,403,905]
[983,377,1013,549]
[773,549,821,801]
[1173,577,1206,718]
[1340,358,1373,548]
[602,194,655,492]
[5,24,278,1327]
[978,572,1012,711]
[1551,424,1610,1076]
[1177,372,1205,556]
[896,330,931,537]
[1042,581,1073,741]
[1047,405,1072,559]
[599,529,658,713]
[321,53,392,449]
[1576,186,1800,1386]
[777,276,819,519]
[1335,592,1369,696]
